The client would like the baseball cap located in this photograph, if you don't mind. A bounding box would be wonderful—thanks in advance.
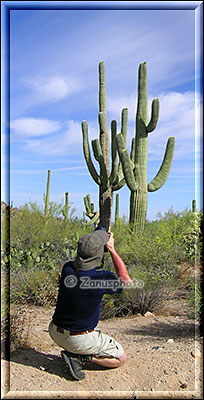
[73,230,109,270]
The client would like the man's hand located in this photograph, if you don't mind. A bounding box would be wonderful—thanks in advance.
[105,232,115,252]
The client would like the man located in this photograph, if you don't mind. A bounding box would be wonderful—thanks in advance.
[49,228,132,380]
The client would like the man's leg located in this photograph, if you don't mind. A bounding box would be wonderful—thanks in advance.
[91,349,127,368]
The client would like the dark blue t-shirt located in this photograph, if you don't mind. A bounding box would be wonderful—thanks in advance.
[52,261,122,332]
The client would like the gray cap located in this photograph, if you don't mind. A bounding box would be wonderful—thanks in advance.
[73,230,109,270]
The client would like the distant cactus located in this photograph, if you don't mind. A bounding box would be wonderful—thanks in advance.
[192,199,197,213]
[82,62,127,231]
[83,194,99,226]
[44,170,50,217]
[62,192,69,220]
[116,62,175,231]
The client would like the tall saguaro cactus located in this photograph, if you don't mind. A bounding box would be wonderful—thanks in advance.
[44,169,50,217]
[116,62,175,231]
[82,62,127,230]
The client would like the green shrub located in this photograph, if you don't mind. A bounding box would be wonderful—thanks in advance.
[8,201,92,306]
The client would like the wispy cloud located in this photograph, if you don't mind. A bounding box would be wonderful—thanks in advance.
[12,166,87,174]
[25,75,82,103]
[10,117,61,140]
[17,118,101,156]
[23,120,82,155]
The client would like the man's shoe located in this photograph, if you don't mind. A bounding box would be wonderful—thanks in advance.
[61,350,92,380]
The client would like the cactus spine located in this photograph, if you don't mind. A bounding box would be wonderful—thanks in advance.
[62,192,69,220]
[82,62,127,231]
[83,194,99,226]
[116,62,175,231]
[44,169,50,217]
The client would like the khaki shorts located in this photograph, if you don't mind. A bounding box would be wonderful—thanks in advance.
[49,321,123,359]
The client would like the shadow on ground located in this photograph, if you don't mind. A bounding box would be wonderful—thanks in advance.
[8,348,108,381]
[125,320,198,340]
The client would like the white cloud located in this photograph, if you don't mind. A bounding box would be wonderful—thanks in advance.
[23,120,82,156]
[10,117,61,139]
[25,75,82,103]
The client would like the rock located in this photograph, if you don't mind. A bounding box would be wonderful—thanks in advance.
[144,311,154,317]
[163,370,168,375]
[191,350,201,358]
[167,339,174,343]
[180,382,188,389]
[152,346,163,351]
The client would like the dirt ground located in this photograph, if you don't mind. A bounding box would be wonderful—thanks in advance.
[1,297,203,399]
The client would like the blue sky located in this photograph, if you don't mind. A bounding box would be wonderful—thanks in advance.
[2,2,203,222]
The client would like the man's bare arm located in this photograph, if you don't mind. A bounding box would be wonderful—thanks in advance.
[105,232,132,283]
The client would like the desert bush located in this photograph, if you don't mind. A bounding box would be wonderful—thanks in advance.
[100,265,175,319]
[8,201,92,306]
[187,280,203,317]
[100,285,170,319]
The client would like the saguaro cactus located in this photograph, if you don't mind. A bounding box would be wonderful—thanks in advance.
[62,192,69,220]
[44,169,50,217]
[192,199,197,213]
[83,194,99,226]
[82,62,127,230]
[116,62,175,231]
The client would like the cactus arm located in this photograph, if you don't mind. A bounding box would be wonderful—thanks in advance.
[92,139,109,189]
[109,120,118,185]
[90,203,94,213]
[130,138,135,162]
[82,121,101,185]
[116,133,137,192]
[83,194,90,213]
[148,137,175,192]
[121,108,128,145]
[87,194,91,210]
[111,108,128,189]
[146,99,159,133]
[112,177,126,191]
[87,211,99,225]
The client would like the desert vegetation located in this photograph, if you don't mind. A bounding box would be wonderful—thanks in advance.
[1,199,203,352]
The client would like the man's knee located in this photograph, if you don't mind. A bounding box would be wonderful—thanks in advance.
[119,350,127,365]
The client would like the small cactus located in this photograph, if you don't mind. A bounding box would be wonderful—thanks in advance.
[44,170,50,217]
[192,199,197,213]
[62,192,69,220]
[83,194,99,226]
